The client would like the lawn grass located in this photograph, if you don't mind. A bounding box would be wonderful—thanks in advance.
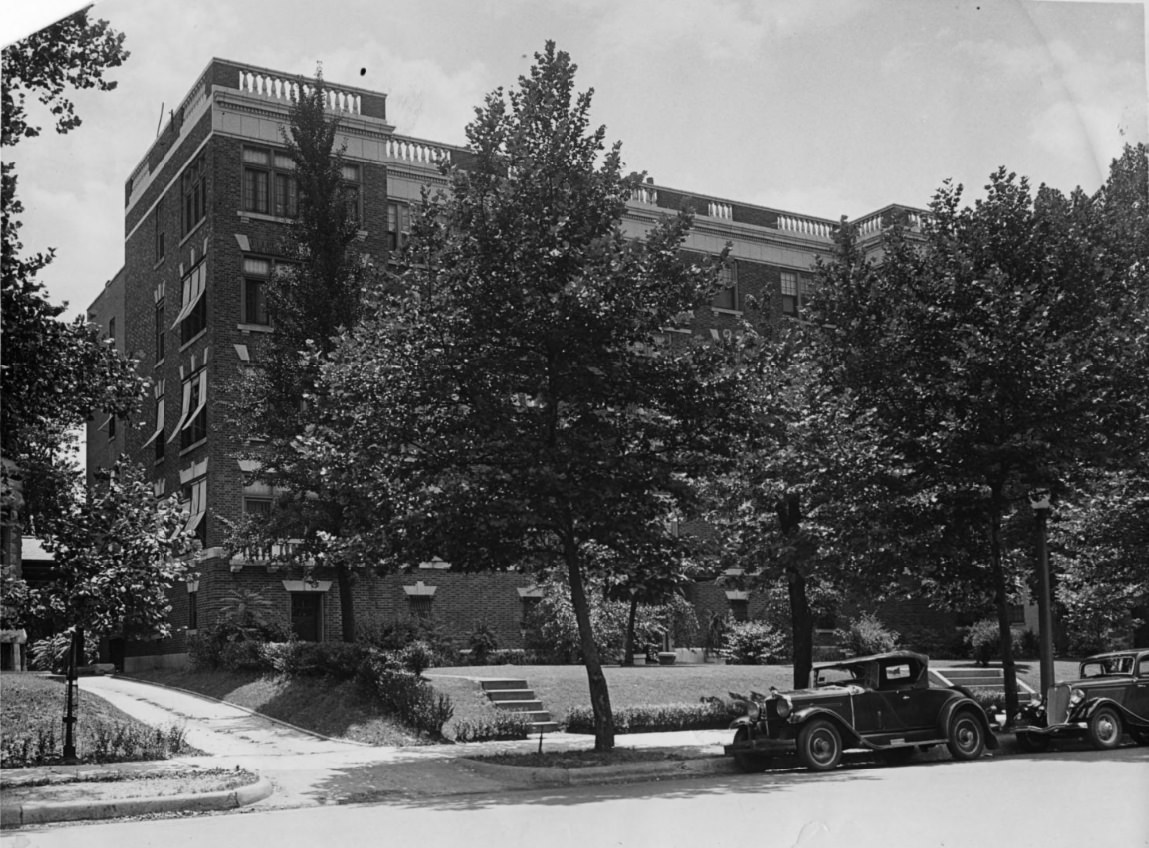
[128,669,433,747]
[0,673,198,768]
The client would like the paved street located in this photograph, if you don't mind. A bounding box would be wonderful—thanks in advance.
[5,742,1146,848]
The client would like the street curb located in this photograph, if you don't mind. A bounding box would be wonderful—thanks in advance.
[460,755,737,788]
[109,674,370,747]
[0,775,274,828]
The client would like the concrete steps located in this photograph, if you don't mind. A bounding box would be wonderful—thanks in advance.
[480,678,560,732]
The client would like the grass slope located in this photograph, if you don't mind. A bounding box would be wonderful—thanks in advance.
[1,673,198,767]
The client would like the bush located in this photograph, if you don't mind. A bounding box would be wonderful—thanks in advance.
[362,617,458,666]
[720,619,786,665]
[1,721,189,768]
[357,649,455,737]
[452,712,533,743]
[964,619,1028,666]
[564,700,736,734]
[28,633,98,673]
[467,621,499,665]
[837,613,900,657]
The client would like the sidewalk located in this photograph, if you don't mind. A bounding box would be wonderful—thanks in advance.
[1,674,735,828]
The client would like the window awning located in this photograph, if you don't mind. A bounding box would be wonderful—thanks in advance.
[182,370,208,430]
[170,262,206,328]
[182,478,206,534]
[142,397,165,447]
[166,376,194,443]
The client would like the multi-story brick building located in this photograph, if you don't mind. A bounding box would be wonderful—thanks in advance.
[87,59,934,670]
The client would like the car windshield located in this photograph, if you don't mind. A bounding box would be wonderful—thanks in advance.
[815,665,872,688]
[1080,656,1134,678]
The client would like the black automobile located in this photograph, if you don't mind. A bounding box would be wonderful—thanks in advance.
[724,650,998,772]
[1016,648,1149,752]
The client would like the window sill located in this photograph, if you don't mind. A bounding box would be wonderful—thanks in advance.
[237,210,293,225]
[154,357,165,369]
[153,256,166,271]
[237,323,274,334]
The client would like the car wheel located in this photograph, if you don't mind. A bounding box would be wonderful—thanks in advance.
[1015,731,1050,753]
[946,709,986,761]
[731,727,771,773]
[879,746,915,766]
[1087,706,1123,750]
[797,719,842,772]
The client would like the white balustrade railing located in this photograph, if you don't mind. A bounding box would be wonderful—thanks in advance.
[708,200,733,219]
[630,185,658,205]
[384,136,452,166]
[776,215,834,239]
[237,70,362,115]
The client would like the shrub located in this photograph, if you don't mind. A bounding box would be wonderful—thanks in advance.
[564,700,735,734]
[964,619,1027,666]
[837,613,900,657]
[363,617,458,666]
[28,633,98,672]
[357,649,455,737]
[218,639,268,672]
[720,619,786,665]
[487,648,534,665]
[1,721,189,768]
[467,621,499,665]
[452,712,533,743]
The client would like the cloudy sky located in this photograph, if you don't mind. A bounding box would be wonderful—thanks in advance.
[5,0,1147,320]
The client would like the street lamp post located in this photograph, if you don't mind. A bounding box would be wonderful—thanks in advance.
[1028,489,1055,697]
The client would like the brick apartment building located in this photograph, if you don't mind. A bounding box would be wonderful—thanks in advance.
[86,59,945,671]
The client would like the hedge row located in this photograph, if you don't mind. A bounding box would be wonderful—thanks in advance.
[564,700,739,734]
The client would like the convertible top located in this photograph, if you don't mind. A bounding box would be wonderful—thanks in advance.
[813,650,930,670]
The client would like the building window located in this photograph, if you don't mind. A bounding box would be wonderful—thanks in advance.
[711,263,738,311]
[386,202,409,251]
[187,590,198,631]
[173,260,207,346]
[730,599,749,622]
[169,368,207,451]
[341,163,361,225]
[1008,604,1026,625]
[157,298,167,360]
[242,257,271,325]
[108,317,116,345]
[243,147,297,218]
[144,383,165,462]
[408,596,433,620]
[155,197,166,262]
[243,497,272,517]
[181,155,206,237]
[107,414,116,440]
[181,476,207,548]
[291,593,322,641]
[781,271,815,318]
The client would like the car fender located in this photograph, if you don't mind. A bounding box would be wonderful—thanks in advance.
[938,696,999,749]
[791,706,861,746]
[728,715,755,731]
[1080,697,1149,728]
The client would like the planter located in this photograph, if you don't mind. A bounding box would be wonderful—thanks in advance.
[657,652,677,666]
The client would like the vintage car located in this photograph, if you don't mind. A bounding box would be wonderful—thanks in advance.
[1016,648,1149,752]
[724,651,998,772]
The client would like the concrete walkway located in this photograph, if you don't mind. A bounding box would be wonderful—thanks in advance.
[2,675,734,827]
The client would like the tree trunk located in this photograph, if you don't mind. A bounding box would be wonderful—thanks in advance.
[622,595,638,666]
[566,538,614,751]
[788,568,814,689]
[337,563,356,642]
[776,492,814,689]
[989,483,1019,723]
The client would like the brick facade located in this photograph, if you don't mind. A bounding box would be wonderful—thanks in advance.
[88,59,937,670]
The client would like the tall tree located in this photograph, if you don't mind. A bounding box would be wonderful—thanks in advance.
[304,44,746,750]
[227,71,375,642]
[809,168,1149,720]
[2,7,140,527]
[707,329,901,687]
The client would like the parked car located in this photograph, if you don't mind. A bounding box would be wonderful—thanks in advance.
[1016,648,1149,752]
[724,650,998,772]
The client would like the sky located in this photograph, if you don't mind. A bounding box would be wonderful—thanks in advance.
[4,0,1147,321]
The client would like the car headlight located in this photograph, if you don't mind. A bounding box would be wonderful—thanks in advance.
[775,694,793,719]
[1069,688,1085,707]
[746,701,760,722]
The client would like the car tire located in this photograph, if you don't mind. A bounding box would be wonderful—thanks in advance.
[946,709,986,761]
[731,727,771,773]
[1015,731,1050,753]
[1087,706,1123,750]
[797,719,842,772]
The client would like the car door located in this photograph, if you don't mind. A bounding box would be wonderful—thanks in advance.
[1131,655,1149,721]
